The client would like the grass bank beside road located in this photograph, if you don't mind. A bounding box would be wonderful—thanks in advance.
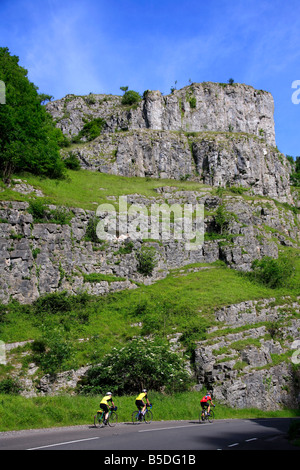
[0,392,299,433]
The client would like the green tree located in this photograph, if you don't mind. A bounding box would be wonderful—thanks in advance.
[0,47,65,181]
[121,89,142,106]
[214,204,233,234]
[77,337,191,395]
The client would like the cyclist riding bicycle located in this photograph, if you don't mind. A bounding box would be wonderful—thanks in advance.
[135,389,150,419]
[200,393,214,419]
[100,392,115,425]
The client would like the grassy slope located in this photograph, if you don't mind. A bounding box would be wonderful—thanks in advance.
[2,260,299,348]
[0,169,299,431]
[0,169,211,210]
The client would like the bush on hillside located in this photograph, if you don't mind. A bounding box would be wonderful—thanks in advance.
[121,90,142,106]
[251,255,295,288]
[77,337,192,395]
[84,216,100,243]
[31,328,74,375]
[74,118,107,142]
[0,378,22,395]
[136,246,157,276]
[28,200,73,224]
[64,153,81,170]
[214,204,234,234]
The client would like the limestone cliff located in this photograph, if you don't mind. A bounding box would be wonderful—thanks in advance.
[47,82,276,146]
[0,82,298,409]
[46,82,292,203]
[63,130,291,203]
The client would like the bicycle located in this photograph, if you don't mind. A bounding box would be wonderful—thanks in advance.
[131,404,153,424]
[199,405,215,423]
[94,406,118,427]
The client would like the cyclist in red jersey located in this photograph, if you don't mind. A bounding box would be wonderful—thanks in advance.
[200,393,214,419]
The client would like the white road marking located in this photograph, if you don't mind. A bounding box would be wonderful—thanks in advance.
[228,442,239,447]
[245,437,258,442]
[27,436,100,450]
[138,424,197,433]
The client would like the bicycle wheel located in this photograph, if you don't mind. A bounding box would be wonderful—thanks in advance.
[208,410,214,423]
[108,411,118,427]
[131,410,140,424]
[94,411,104,427]
[144,409,153,424]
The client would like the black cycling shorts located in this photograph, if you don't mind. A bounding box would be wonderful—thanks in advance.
[201,401,210,409]
[136,400,144,410]
[100,404,109,413]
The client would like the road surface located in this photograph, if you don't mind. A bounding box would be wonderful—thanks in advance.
[0,418,299,454]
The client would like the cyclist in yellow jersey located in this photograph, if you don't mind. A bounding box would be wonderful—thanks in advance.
[135,389,150,418]
[100,392,115,424]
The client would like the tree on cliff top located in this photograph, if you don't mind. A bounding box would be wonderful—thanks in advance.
[0,47,65,182]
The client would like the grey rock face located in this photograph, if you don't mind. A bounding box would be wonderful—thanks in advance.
[69,130,193,180]
[142,83,276,146]
[190,133,291,202]
[195,297,300,410]
[0,189,298,304]
[46,83,292,203]
[47,82,276,146]
[71,130,291,202]
[23,298,299,399]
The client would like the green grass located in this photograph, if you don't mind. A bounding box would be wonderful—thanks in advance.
[83,273,127,283]
[0,261,294,346]
[1,259,298,375]
[0,392,299,432]
[0,170,211,211]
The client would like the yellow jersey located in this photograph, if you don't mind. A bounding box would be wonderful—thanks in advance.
[136,392,147,401]
[100,395,112,405]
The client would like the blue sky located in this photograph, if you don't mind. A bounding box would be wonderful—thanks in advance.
[1,0,299,157]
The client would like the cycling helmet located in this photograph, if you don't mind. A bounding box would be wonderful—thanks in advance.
[107,392,112,395]
[143,389,147,392]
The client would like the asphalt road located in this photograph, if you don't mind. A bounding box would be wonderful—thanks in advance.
[0,417,299,455]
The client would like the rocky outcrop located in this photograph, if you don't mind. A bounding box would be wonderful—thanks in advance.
[190,133,291,202]
[194,297,300,410]
[71,130,193,180]
[66,130,292,203]
[46,82,293,204]
[47,82,276,146]
[140,83,276,147]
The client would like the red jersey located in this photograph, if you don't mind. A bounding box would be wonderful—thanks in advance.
[201,395,212,403]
